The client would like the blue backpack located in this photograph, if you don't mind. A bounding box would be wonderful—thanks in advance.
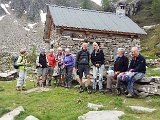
[13,56,23,69]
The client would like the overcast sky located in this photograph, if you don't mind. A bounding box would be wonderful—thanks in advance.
[91,0,101,6]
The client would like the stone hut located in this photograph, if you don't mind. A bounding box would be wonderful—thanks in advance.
[43,5,146,64]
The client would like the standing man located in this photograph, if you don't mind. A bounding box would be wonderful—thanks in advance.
[91,42,105,92]
[106,48,128,93]
[47,49,56,86]
[36,48,48,86]
[75,42,91,94]
[16,48,28,91]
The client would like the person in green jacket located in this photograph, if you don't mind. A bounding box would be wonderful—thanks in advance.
[16,48,28,91]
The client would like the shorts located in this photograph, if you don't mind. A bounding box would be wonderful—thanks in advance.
[58,67,65,75]
[78,65,90,79]
[37,68,47,77]
[48,67,54,76]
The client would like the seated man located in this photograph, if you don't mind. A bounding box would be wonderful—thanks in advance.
[105,48,129,93]
[117,47,146,98]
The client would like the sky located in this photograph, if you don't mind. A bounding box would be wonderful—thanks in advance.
[91,0,101,6]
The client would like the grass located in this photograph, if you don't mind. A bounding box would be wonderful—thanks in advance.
[0,68,160,120]
[146,67,160,76]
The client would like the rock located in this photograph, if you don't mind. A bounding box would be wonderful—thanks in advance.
[129,106,156,113]
[138,77,155,83]
[134,91,149,98]
[0,106,24,120]
[153,68,160,70]
[26,87,50,93]
[24,115,39,120]
[143,25,156,30]
[78,110,125,120]
[87,103,104,110]
[156,43,160,48]
[0,70,18,81]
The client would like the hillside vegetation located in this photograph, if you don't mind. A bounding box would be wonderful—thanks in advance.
[130,0,160,58]
[131,0,160,27]
[141,25,160,59]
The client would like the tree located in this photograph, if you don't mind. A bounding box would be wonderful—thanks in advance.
[152,0,160,21]
[101,0,110,11]
[81,0,91,9]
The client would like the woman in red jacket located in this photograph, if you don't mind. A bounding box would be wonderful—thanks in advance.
[47,49,57,86]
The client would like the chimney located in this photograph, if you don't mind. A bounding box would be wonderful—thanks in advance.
[116,5,126,16]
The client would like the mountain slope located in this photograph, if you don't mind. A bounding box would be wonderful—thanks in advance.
[0,0,100,22]
[141,25,160,58]
[131,0,159,26]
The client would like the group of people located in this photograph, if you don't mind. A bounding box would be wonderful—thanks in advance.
[106,47,146,98]
[15,42,146,98]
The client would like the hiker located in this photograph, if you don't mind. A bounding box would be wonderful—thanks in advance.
[63,48,74,88]
[105,48,128,93]
[16,48,29,91]
[117,47,146,98]
[47,49,57,86]
[36,48,48,86]
[75,42,92,94]
[57,47,65,86]
[91,42,105,92]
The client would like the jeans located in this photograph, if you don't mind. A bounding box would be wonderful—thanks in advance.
[127,72,145,95]
[17,70,27,87]
[117,72,145,94]
[92,65,104,90]
[65,67,73,87]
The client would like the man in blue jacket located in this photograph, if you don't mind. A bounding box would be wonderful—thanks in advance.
[118,47,146,98]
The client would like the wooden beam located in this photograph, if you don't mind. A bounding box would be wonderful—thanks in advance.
[47,16,52,40]
[56,26,141,38]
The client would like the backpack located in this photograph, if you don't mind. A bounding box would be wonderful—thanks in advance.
[13,56,23,69]
[77,50,90,65]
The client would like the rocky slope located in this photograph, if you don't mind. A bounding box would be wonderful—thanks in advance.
[0,0,100,22]
[0,0,100,55]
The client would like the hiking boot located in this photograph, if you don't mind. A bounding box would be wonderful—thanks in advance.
[48,80,52,86]
[37,82,40,87]
[16,86,21,91]
[126,93,135,98]
[64,82,68,88]
[99,89,104,93]
[22,87,26,91]
[61,83,64,87]
[105,89,112,94]
[116,88,121,95]
[42,81,46,86]
[93,89,97,93]
[79,86,84,93]
[87,86,92,94]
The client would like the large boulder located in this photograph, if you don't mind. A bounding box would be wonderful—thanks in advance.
[24,115,39,120]
[0,106,24,120]
[129,106,156,113]
[78,110,125,120]
[87,103,104,110]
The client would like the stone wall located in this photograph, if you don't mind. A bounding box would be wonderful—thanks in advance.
[0,52,12,72]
